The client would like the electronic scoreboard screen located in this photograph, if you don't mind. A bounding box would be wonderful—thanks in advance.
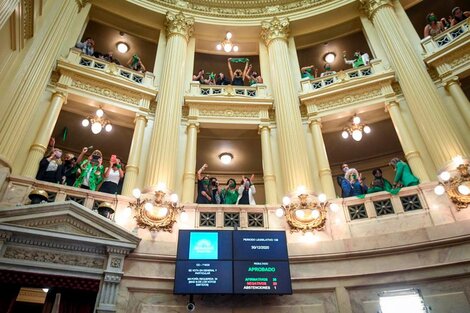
[174,230,292,295]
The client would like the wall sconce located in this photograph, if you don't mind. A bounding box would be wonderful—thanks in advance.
[128,187,184,232]
[341,114,371,141]
[116,42,129,53]
[434,155,470,210]
[275,188,339,233]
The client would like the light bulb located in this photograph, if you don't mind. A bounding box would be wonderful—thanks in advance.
[324,53,335,63]
[158,207,168,217]
[352,116,361,125]
[170,193,179,203]
[116,42,129,53]
[42,288,49,293]
[216,44,222,50]
[458,184,470,196]
[91,122,102,134]
[132,188,141,199]
[144,202,153,212]
[295,210,305,219]
[352,129,363,141]
[275,208,284,217]
[453,155,464,167]
[226,32,232,40]
[223,43,232,52]
[180,211,189,222]
[363,125,371,134]
[82,119,90,127]
[434,185,445,196]
[439,171,451,181]
[282,196,291,206]
[330,203,340,212]
[318,193,327,203]
[233,45,239,52]
[341,130,349,139]
[96,109,104,117]
[156,182,167,192]
[311,209,320,219]
[105,124,112,132]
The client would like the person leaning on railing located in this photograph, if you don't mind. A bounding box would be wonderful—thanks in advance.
[423,13,446,37]
[127,54,146,73]
[389,158,419,188]
[450,7,470,26]
[75,37,95,56]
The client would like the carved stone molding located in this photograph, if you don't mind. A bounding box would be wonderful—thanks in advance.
[71,77,141,105]
[22,0,34,39]
[261,17,290,46]
[3,246,105,268]
[75,0,90,13]
[199,108,260,118]
[147,0,330,19]
[316,88,383,112]
[104,272,122,283]
[165,11,194,41]
[107,246,131,255]
[358,0,392,20]
[9,235,105,254]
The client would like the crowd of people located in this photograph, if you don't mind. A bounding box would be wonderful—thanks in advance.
[195,164,256,205]
[36,138,125,195]
[337,158,420,197]
[423,6,469,38]
[75,37,147,73]
[193,58,263,86]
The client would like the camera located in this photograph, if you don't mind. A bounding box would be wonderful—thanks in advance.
[186,302,195,312]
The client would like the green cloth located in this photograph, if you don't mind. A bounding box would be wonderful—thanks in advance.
[367,178,401,195]
[301,68,314,79]
[222,188,238,204]
[394,161,419,187]
[230,58,249,63]
[74,160,104,191]
[249,79,257,86]
[353,57,365,68]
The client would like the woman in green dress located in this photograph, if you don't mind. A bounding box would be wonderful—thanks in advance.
[389,158,419,187]
[221,178,239,205]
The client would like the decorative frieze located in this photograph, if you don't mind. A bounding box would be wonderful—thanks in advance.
[3,246,105,268]
[9,235,105,254]
[71,77,140,105]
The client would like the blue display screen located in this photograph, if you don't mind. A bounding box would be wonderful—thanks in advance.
[174,230,292,295]
[233,231,288,261]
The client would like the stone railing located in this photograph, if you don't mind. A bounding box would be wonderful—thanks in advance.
[300,59,385,93]
[67,48,155,88]
[421,18,469,54]
[188,81,268,98]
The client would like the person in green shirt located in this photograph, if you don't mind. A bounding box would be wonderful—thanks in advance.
[300,65,317,79]
[389,158,420,188]
[74,150,105,191]
[368,168,393,194]
[221,178,239,205]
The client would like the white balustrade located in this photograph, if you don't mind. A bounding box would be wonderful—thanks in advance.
[68,49,155,88]
[421,18,469,54]
[189,81,268,98]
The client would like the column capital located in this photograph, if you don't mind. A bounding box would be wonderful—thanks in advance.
[51,91,68,102]
[258,123,271,134]
[135,114,148,125]
[443,76,460,90]
[187,121,200,131]
[385,99,400,110]
[307,116,322,127]
[261,17,290,47]
[359,0,393,20]
[405,150,421,160]
[165,11,194,42]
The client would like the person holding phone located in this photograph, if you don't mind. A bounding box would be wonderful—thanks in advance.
[99,155,124,194]
[36,148,64,184]
[74,149,104,191]
[236,174,256,205]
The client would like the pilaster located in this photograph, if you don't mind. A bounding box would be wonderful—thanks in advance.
[122,114,148,196]
[261,17,314,193]
[259,124,277,205]
[21,91,67,178]
[182,121,199,203]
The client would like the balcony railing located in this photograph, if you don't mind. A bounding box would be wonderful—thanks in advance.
[67,49,155,88]
[421,18,469,54]
[189,81,268,98]
[300,59,385,93]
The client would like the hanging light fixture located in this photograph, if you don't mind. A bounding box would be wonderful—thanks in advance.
[341,114,371,142]
[216,32,239,53]
[434,155,470,209]
[81,108,112,135]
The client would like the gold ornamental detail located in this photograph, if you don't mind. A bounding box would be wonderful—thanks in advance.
[358,0,392,20]
[261,17,290,47]
[165,11,194,42]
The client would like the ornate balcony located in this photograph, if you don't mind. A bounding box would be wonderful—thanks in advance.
[54,49,158,112]
[421,19,469,55]
[188,81,269,98]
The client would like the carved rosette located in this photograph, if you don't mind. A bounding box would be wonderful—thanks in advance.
[261,17,290,47]
[165,11,194,42]
[358,0,392,20]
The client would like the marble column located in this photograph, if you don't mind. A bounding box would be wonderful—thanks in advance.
[181,121,199,203]
[121,114,148,196]
[21,92,67,178]
[359,0,469,168]
[360,15,390,69]
[335,286,353,313]
[0,0,18,30]
[259,124,277,205]
[261,17,314,193]
[153,31,167,88]
[144,12,194,191]
[0,1,86,170]
[385,100,430,182]
[444,77,470,128]
[308,117,336,198]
